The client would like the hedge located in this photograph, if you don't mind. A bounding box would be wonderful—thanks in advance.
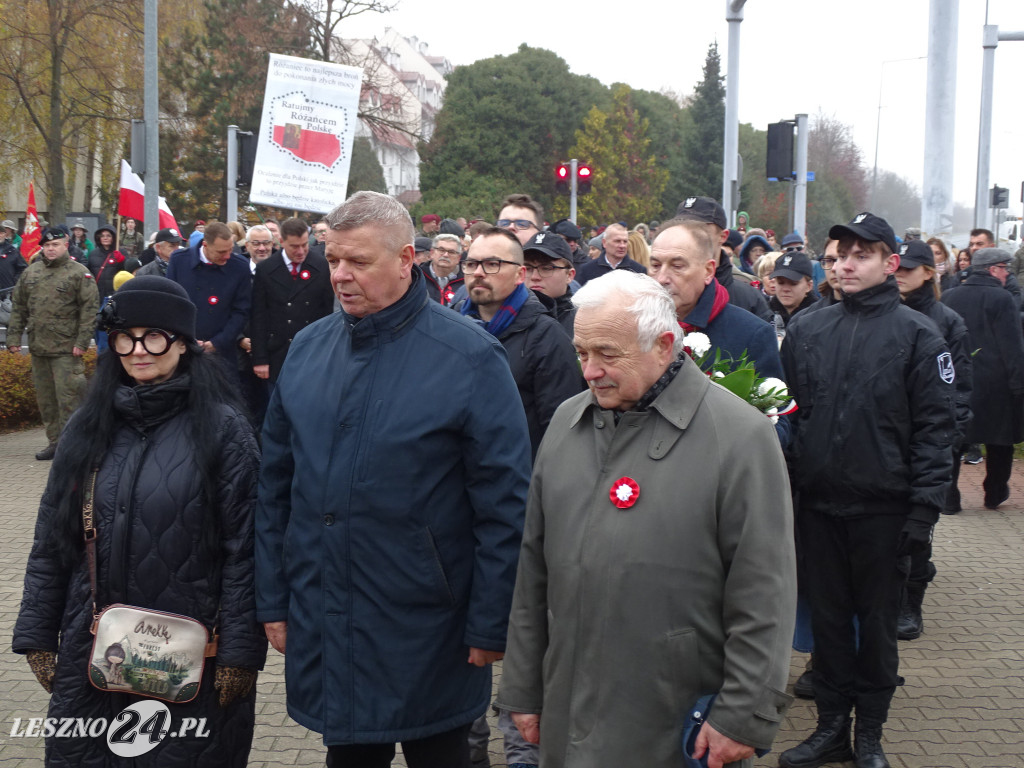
[0,350,99,430]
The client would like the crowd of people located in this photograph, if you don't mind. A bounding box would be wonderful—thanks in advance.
[4,189,1024,768]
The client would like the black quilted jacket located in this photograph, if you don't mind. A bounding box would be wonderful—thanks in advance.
[13,378,265,767]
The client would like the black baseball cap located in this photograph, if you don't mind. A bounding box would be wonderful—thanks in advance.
[548,218,582,242]
[154,227,184,245]
[770,251,814,281]
[675,196,727,230]
[523,231,573,263]
[897,240,934,268]
[829,212,898,254]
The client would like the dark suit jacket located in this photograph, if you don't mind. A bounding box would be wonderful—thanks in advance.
[250,251,335,378]
[166,244,252,359]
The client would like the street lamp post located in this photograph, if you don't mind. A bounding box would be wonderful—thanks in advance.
[722,0,747,228]
[870,56,927,213]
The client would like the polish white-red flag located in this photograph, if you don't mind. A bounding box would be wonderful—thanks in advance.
[118,159,179,231]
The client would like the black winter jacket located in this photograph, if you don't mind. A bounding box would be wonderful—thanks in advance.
[87,246,125,298]
[769,292,818,327]
[494,292,584,458]
[781,277,956,522]
[903,284,973,441]
[942,271,1024,445]
[0,239,27,290]
[717,257,772,322]
[13,378,265,767]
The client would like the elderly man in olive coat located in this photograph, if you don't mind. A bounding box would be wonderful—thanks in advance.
[496,270,796,768]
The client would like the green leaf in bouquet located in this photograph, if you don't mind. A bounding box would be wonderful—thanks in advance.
[716,368,756,399]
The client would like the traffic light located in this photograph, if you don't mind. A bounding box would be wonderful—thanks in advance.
[577,164,592,195]
[766,122,795,180]
[991,185,1009,209]
[556,164,570,195]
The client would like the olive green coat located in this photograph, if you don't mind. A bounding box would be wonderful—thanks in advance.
[8,251,99,355]
[496,356,796,768]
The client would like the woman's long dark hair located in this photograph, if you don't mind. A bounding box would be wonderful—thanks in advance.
[47,341,249,569]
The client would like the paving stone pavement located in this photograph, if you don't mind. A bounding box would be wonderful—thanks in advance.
[0,425,1022,767]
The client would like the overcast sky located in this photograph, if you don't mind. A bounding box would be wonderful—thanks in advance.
[341,0,1024,218]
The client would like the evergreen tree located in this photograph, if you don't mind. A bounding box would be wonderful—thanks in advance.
[553,85,667,227]
[418,45,608,218]
[346,136,388,196]
[678,43,725,200]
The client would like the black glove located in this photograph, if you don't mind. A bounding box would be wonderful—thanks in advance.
[214,665,257,708]
[898,518,933,556]
[26,650,57,693]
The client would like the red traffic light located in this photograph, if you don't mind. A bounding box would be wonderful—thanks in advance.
[556,163,570,194]
[577,164,592,195]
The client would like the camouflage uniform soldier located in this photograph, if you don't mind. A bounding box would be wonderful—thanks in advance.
[7,227,99,460]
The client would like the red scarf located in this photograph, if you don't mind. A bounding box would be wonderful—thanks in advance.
[679,279,730,333]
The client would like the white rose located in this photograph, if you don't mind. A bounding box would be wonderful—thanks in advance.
[684,332,712,357]
[758,377,788,398]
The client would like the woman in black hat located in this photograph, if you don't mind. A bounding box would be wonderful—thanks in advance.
[13,276,264,767]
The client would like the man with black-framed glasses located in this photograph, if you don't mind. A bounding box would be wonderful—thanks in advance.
[420,233,465,306]
[459,227,582,457]
[496,193,543,245]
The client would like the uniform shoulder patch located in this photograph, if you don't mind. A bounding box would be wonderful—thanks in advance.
[937,351,955,384]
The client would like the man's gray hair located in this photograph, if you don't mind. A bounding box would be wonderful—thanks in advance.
[432,233,463,252]
[572,271,682,356]
[246,224,271,241]
[324,191,415,253]
[602,223,627,242]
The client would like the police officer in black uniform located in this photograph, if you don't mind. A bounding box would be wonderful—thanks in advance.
[779,213,956,768]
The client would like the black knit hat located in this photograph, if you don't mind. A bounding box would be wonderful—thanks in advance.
[99,275,196,340]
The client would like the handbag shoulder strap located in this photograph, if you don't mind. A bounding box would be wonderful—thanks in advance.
[81,469,99,623]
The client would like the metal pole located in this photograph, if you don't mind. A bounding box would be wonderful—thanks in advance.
[871,56,926,213]
[794,114,808,239]
[975,25,998,229]
[143,0,159,234]
[722,0,746,227]
[570,157,578,223]
[227,126,239,223]
[870,72,883,212]
[922,0,958,239]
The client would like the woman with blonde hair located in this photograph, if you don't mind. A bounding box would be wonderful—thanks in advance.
[756,250,781,297]
[627,230,650,269]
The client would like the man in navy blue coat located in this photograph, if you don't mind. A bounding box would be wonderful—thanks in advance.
[650,218,790,446]
[166,221,251,376]
[575,223,647,286]
[255,192,532,767]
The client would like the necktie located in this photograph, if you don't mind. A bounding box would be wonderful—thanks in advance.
[290,262,299,278]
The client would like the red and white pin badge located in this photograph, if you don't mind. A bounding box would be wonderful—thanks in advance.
[610,477,640,509]
[208,295,219,305]
[107,257,116,264]
[300,270,310,280]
